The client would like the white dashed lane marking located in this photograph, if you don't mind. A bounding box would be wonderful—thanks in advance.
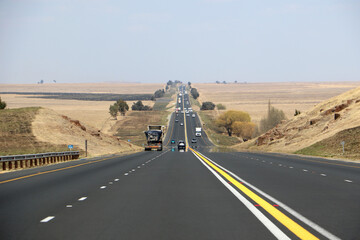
[100,186,106,189]
[114,179,119,181]
[78,197,87,201]
[345,179,353,183]
[303,169,308,172]
[40,216,55,223]
[66,205,72,208]
[124,173,129,176]
[321,174,327,176]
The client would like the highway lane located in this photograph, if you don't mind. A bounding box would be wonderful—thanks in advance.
[0,87,359,239]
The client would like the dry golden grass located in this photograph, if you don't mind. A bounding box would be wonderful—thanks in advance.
[194,82,360,124]
[32,108,142,157]
[1,82,164,93]
[239,86,360,160]
[1,83,157,133]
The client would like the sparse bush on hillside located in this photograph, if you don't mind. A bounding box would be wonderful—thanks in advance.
[216,110,252,136]
[0,97,6,109]
[153,89,165,99]
[216,104,226,110]
[232,122,256,139]
[201,101,215,110]
[259,100,286,133]
[294,109,301,116]
[190,88,199,99]
[131,100,152,111]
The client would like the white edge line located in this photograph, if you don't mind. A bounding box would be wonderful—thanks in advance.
[40,216,55,223]
[345,180,352,183]
[195,151,341,240]
[191,152,291,240]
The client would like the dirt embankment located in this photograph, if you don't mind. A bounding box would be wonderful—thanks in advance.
[32,108,142,157]
[239,86,360,159]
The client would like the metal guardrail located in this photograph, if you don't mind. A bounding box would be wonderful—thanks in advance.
[0,151,79,161]
[0,151,80,171]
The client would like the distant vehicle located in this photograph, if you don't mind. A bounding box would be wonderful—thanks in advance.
[181,111,184,113]
[178,140,186,151]
[175,119,179,122]
[192,114,195,118]
[191,138,197,143]
[180,123,184,126]
[144,125,164,151]
[186,114,190,117]
[195,127,202,137]
[171,140,176,144]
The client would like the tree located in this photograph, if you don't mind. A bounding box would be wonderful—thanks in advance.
[216,103,226,110]
[0,97,6,110]
[216,81,220,84]
[216,110,251,136]
[153,89,165,98]
[188,82,191,86]
[294,109,301,116]
[165,85,169,91]
[232,122,256,139]
[132,100,151,111]
[116,99,129,116]
[222,81,227,84]
[201,101,215,110]
[234,80,238,84]
[190,88,199,99]
[109,104,118,119]
[259,100,286,133]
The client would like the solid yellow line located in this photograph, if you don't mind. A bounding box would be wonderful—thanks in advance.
[190,148,319,240]
[0,156,115,185]
[183,94,189,151]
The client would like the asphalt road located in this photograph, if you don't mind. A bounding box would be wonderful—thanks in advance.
[0,87,359,239]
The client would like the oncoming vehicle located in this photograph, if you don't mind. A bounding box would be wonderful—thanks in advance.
[178,140,186,151]
[175,119,179,122]
[180,123,184,126]
[192,114,195,118]
[191,138,197,143]
[171,140,176,144]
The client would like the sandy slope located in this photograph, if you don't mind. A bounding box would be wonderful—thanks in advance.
[32,108,142,157]
[240,86,360,153]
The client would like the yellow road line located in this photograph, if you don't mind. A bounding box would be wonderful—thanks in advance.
[190,148,319,240]
[0,156,116,185]
[183,94,189,151]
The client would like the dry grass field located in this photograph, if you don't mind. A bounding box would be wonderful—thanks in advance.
[0,83,162,132]
[1,82,164,93]
[194,82,360,124]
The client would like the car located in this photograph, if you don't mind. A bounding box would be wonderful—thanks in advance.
[192,114,195,118]
[178,140,186,150]
[191,138,197,143]
[171,140,176,144]
[186,114,190,117]
[180,123,184,126]
[175,119,179,122]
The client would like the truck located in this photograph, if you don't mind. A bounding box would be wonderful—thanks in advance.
[144,125,164,151]
[195,127,202,137]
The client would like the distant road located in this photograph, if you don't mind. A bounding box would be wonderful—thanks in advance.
[0,87,359,239]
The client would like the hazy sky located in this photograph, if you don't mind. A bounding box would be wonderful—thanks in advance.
[0,0,359,84]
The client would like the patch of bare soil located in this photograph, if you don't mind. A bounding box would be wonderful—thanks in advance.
[32,108,142,157]
[239,86,360,158]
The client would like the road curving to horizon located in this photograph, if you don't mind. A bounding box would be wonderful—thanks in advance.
[0,86,359,239]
